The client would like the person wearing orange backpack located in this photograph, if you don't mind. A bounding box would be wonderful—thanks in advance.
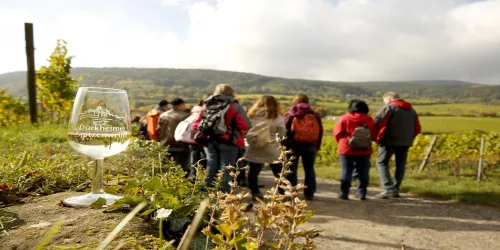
[284,94,323,200]
[147,100,169,141]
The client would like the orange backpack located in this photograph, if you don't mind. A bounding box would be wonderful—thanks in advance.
[291,114,320,143]
[147,110,163,141]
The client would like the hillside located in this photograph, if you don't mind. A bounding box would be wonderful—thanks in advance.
[1,68,500,104]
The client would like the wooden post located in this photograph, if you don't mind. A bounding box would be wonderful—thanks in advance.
[418,136,438,173]
[477,138,485,183]
[25,23,38,124]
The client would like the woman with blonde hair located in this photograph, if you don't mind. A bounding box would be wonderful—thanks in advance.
[193,84,251,192]
[244,95,286,200]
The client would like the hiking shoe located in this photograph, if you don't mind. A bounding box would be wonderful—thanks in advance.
[355,193,366,201]
[338,194,349,200]
[375,192,390,199]
[305,195,314,201]
[252,194,264,201]
[392,192,401,198]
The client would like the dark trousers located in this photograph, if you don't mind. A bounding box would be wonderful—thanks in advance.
[168,150,191,176]
[339,154,370,197]
[236,148,247,185]
[247,162,283,195]
[376,145,409,193]
[287,145,317,198]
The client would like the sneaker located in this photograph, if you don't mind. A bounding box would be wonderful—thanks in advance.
[375,192,390,199]
[392,192,401,198]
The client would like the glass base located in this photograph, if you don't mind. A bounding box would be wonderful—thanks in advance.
[63,192,122,208]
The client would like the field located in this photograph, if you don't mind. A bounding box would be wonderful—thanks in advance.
[133,94,500,118]
[317,101,500,115]
[322,116,500,134]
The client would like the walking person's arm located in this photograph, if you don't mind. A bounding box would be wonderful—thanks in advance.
[233,102,252,130]
[157,116,170,145]
[374,105,392,142]
[315,113,324,150]
[333,116,345,143]
[413,110,422,139]
[231,105,249,132]
[368,118,378,142]
[276,117,287,140]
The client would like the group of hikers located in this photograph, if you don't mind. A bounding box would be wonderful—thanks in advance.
[134,84,421,201]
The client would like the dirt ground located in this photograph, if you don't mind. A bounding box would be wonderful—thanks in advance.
[2,171,500,250]
[1,192,157,250]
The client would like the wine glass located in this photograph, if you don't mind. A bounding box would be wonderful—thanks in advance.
[64,87,132,208]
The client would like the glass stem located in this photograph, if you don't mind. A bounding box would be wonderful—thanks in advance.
[91,158,104,194]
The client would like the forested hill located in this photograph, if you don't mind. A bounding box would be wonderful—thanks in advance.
[1,67,499,103]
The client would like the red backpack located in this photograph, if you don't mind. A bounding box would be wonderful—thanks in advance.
[291,114,320,143]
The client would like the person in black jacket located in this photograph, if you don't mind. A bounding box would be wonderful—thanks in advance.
[374,92,421,199]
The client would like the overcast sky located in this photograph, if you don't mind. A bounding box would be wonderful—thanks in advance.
[1,0,500,84]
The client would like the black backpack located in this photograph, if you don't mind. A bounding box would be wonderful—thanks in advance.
[197,96,231,136]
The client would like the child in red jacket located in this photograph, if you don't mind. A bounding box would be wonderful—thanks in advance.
[333,100,377,200]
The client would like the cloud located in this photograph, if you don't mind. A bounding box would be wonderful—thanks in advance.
[178,0,500,84]
[159,0,195,8]
[1,0,500,84]
[0,9,32,73]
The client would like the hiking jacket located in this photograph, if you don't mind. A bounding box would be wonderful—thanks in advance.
[244,108,287,164]
[147,105,167,141]
[157,109,190,151]
[375,99,421,147]
[192,95,250,148]
[333,112,377,156]
[284,103,323,150]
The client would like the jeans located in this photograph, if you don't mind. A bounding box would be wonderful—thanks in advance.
[204,142,240,193]
[247,162,283,195]
[189,144,207,177]
[287,145,317,198]
[376,145,409,193]
[339,155,370,197]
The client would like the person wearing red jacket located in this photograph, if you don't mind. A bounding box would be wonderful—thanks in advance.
[333,100,377,200]
[374,92,421,199]
[192,84,250,193]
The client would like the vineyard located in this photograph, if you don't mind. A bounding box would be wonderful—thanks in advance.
[318,131,500,177]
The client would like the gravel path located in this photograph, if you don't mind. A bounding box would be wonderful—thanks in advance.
[257,171,500,250]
